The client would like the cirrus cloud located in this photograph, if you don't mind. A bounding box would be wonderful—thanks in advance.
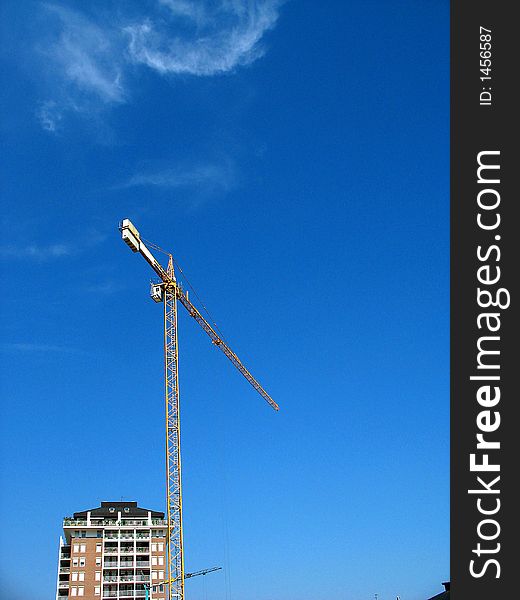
[36,1,282,131]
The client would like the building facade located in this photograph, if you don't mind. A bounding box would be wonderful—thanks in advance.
[56,501,168,600]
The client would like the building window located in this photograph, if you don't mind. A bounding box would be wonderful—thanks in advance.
[158,543,164,552]
[95,571,101,581]
[95,557,101,566]
[159,571,164,580]
[78,587,84,596]
[158,556,164,566]
[73,559,79,567]
[95,587,100,596]
[80,531,86,538]
[73,544,79,553]
[78,573,85,582]
[80,544,86,553]
[96,543,102,553]
[79,558,86,567]
[152,557,157,566]
[96,530,102,538]
[71,573,78,582]
[152,571,157,580]
[151,543,157,552]
[71,588,77,597]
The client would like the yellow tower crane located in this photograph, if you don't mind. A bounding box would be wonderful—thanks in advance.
[120,219,279,600]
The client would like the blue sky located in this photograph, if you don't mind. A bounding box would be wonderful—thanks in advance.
[0,1,449,599]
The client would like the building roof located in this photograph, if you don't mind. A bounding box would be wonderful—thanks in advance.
[427,582,450,600]
[73,501,164,519]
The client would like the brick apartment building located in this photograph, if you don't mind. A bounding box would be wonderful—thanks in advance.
[56,501,168,600]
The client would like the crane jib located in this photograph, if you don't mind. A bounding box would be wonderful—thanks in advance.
[120,218,279,600]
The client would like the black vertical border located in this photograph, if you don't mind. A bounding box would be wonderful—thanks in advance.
[451,2,517,599]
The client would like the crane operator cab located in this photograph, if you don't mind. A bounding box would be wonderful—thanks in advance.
[150,283,163,303]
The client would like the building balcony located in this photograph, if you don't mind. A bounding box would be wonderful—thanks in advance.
[63,519,88,526]
[58,582,70,589]
[102,592,146,599]
[59,567,70,574]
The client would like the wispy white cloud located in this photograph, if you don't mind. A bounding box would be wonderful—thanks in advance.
[0,226,108,262]
[37,100,63,132]
[0,342,78,354]
[158,0,209,26]
[0,243,73,261]
[36,3,126,130]
[122,160,237,195]
[36,1,281,131]
[125,1,281,76]
[83,281,125,295]
[44,4,125,103]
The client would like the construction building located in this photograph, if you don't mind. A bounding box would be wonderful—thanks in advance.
[55,501,168,600]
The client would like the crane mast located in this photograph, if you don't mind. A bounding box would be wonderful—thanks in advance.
[163,255,184,600]
[120,219,278,600]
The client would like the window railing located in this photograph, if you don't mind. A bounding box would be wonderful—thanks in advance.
[102,593,146,599]
[102,575,150,584]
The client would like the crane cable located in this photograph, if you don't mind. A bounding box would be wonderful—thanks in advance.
[173,259,230,346]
